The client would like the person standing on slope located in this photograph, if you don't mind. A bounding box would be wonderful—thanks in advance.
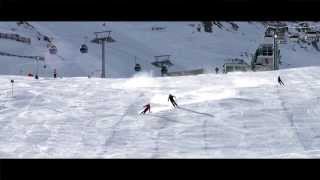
[278,76,285,86]
[140,104,151,115]
[53,69,57,79]
[215,67,219,74]
[197,24,201,32]
[168,94,178,108]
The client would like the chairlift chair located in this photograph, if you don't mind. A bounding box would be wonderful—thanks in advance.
[80,36,89,53]
[80,44,88,53]
[134,63,141,72]
[49,45,57,54]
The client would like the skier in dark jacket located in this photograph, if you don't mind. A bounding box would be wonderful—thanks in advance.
[197,24,201,32]
[140,104,151,115]
[278,76,285,86]
[168,94,178,108]
[215,67,219,74]
[53,69,57,79]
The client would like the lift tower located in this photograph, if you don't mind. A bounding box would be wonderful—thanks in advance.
[91,31,115,78]
[151,55,174,76]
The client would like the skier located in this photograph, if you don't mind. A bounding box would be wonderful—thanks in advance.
[168,94,178,108]
[197,24,201,32]
[53,69,57,79]
[140,104,151,115]
[215,67,219,74]
[278,76,285,86]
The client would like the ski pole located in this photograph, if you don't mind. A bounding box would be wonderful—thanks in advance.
[10,79,14,97]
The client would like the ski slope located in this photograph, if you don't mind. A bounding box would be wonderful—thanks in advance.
[1,67,320,158]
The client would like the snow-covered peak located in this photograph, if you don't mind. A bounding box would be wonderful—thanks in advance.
[0,21,320,78]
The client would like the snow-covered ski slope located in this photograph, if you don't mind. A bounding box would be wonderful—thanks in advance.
[1,66,320,158]
[1,21,320,77]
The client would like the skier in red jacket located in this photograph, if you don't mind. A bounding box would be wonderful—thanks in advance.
[140,104,151,115]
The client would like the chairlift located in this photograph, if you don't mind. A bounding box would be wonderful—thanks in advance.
[134,63,141,72]
[80,44,88,53]
[133,56,141,72]
[43,36,51,42]
[49,45,57,54]
[80,36,89,53]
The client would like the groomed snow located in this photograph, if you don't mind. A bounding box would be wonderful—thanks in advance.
[1,67,320,158]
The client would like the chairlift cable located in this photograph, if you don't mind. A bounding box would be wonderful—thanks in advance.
[107,46,152,64]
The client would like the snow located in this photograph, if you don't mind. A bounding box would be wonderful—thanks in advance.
[1,66,320,158]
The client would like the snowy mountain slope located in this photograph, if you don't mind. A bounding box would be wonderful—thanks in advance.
[1,66,320,158]
[1,21,320,78]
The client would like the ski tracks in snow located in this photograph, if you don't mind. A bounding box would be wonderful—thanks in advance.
[276,71,320,154]
[277,87,307,151]
[100,92,145,156]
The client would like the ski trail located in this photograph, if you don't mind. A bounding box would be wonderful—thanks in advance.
[202,119,209,155]
[100,92,144,156]
[276,86,307,151]
[292,71,320,149]
[150,131,161,158]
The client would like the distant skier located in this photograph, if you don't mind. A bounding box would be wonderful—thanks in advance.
[215,67,219,74]
[197,24,201,32]
[140,104,151,115]
[278,76,285,86]
[168,94,178,108]
[53,69,57,79]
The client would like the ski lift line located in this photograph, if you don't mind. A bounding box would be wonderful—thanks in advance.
[18,22,55,42]
[109,49,152,69]
[54,34,93,41]
[107,46,152,64]
[108,47,145,60]
[0,51,45,61]
[107,45,154,62]
[94,44,153,71]
[108,41,157,59]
